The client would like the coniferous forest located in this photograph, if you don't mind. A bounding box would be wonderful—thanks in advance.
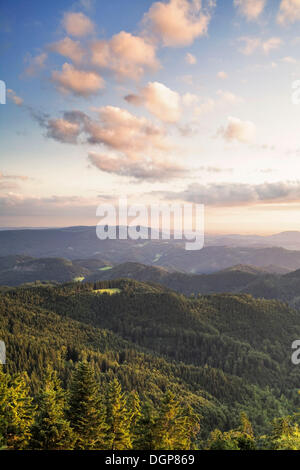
[1,278,300,450]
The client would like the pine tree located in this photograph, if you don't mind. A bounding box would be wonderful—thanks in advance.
[127,390,141,433]
[152,391,199,450]
[30,366,74,450]
[133,401,156,450]
[0,366,9,449]
[0,368,35,450]
[105,378,132,450]
[68,362,107,450]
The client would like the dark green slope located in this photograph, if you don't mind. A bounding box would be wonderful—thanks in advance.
[1,281,289,436]
[0,255,92,285]
[85,262,300,309]
[86,262,264,295]
[5,279,300,388]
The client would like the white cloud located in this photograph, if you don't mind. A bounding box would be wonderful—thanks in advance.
[143,0,215,47]
[51,63,105,96]
[218,116,256,143]
[125,81,181,123]
[182,92,199,106]
[234,0,267,20]
[194,98,215,116]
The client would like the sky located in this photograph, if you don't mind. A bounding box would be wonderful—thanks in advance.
[1,0,300,233]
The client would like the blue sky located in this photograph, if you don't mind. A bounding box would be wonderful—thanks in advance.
[1,0,300,233]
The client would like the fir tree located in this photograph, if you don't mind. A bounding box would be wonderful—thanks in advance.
[105,378,131,450]
[68,362,107,450]
[30,366,74,450]
[152,391,198,450]
[0,368,35,450]
[133,401,156,450]
[0,366,9,449]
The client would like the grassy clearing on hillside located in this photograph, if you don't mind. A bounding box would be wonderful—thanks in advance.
[98,266,113,271]
[73,277,85,282]
[93,288,121,295]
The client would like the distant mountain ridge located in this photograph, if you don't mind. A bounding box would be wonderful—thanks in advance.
[2,226,300,274]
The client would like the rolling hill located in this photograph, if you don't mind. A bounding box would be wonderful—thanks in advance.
[2,226,300,274]
[1,278,299,437]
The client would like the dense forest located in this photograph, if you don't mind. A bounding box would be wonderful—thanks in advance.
[1,278,300,449]
[1,362,300,450]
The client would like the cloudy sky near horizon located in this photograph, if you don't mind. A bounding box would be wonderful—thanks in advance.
[2,0,300,234]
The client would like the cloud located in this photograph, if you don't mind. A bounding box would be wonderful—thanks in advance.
[62,12,95,37]
[217,71,228,79]
[238,36,282,54]
[182,92,199,106]
[78,0,95,11]
[40,107,163,153]
[194,98,215,116]
[0,171,30,193]
[24,52,47,77]
[0,193,102,219]
[277,0,300,25]
[0,171,29,181]
[218,116,256,143]
[185,52,197,64]
[234,0,266,20]
[143,0,215,47]
[49,37,85,64]
[88,152,186,181]
[91,31,159,80]
[51,63,105,96]
[216,90,244,104]
[282,55,298,63]
[192,90,243,117]
[262,37,283,53]
[7,89,23,106]
[46,118,81,144]
[125,81,181,123]
[85,106,169,156]
[157,180,300,206]
[38,106,184,181]
[238,37,261,54]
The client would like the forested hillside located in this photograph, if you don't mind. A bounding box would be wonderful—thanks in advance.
[1,279,300,449]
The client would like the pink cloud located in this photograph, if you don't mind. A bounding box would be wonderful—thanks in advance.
[91,31,159,80]
[51,63,105,96]
[49,37,85,64]
[143,0,215,47]
[62,12,95,37]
